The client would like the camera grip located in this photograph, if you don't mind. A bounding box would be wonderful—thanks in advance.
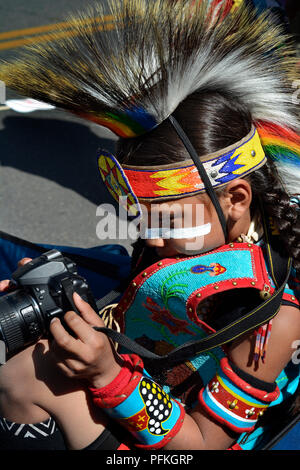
[60,277,98,315]
[60,278,82,315]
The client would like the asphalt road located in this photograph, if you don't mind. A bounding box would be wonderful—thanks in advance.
[0,1,299,256]
[0,0,134,254]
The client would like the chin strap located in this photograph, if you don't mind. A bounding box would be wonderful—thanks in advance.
[168,115,228,243]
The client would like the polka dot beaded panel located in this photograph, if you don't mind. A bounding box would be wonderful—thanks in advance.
[105,372,183,447]
[140,377,173,436]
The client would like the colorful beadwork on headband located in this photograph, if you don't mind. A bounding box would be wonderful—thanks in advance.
[98,150,142,218]
[124,126,265,200]
[98,126,266,209]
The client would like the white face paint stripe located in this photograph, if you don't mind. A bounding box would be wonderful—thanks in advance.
[142,223,212,239]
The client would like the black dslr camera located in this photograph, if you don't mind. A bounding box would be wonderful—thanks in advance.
[0,249,98,361]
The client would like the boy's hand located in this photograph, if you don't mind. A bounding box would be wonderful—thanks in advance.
[49,292,122,388]
[0,257,32,293]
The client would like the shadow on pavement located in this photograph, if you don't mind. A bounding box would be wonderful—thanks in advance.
[0,114,117,207]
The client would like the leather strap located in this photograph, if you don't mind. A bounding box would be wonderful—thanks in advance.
[168,115,228,242]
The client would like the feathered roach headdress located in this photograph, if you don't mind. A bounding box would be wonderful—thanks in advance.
[0,0,299,231]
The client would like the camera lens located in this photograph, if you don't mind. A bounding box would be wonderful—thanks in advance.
[0,290,45,354]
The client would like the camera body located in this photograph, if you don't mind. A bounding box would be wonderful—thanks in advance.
[0,249,98,358]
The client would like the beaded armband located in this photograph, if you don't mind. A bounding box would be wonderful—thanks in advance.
[199,357,280,433]
[89,354,185,449]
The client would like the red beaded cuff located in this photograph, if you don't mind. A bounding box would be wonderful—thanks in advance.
[88,354,185,449]
[88,354,144,409]
[199,358,280,433]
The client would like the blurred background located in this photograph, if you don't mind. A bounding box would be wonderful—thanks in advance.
[0,0,299,256]
[0,0,131,252]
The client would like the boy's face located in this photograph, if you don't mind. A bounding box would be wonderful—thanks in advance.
[140,193,228,258]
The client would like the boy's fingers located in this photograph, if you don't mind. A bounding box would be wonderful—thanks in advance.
[0,280,16,292]
[73,292,104,327]
[49,317,81,353]
[63,310,102,345]
[0,280,11,292]
[0,259,32,293]
[18,257,32,267]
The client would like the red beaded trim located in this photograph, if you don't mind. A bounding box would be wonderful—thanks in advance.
[198,358,280,433]
[228,443,243,450]
[187,243,271,326]
[220,358,280,402]
[89,354,144,408]
[282,292,299,307]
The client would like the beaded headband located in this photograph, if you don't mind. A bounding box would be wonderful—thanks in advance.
[98,124,266,217]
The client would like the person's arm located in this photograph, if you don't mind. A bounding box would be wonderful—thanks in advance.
[164,304,300,449]
[0,336,110,449]
[0,263,109,450]
[49,295,300,450]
